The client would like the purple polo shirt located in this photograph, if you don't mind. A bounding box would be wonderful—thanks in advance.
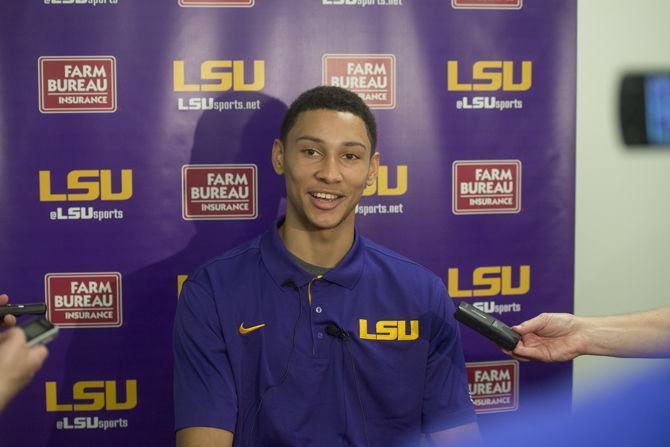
[173,219,475,446]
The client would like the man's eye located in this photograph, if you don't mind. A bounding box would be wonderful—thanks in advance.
[302,148,318,156]
[343,153,360,160]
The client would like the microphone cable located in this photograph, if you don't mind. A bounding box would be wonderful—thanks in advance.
[326,324,371,447]
[242,279,302,447]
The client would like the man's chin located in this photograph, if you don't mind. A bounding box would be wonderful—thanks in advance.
[303,210,353,232]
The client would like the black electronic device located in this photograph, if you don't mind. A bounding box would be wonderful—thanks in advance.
[620,72,670,146]
[20,317,59,347]
[0,303,47,318]
[454,302,520,351]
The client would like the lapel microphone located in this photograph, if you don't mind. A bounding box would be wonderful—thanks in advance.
[326,323,349,341]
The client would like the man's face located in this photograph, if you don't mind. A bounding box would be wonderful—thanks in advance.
[272,109,379,232]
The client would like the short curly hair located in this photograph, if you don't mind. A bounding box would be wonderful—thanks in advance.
[279,86,377,153]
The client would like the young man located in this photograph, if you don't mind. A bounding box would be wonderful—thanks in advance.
[173,86,477,446]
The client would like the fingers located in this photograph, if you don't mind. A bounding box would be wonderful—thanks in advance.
[0,294,17,328]
[512,313,550,335]
[27,345,49,372]
[501,348,530,362]
[4,327,27,344]
[1,314,17,328]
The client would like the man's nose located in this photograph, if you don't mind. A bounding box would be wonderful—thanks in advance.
[316,155,343,183]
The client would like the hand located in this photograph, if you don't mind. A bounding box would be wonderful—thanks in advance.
[0,328,49,412]
[1,294,17,328]
[508,313,587,362]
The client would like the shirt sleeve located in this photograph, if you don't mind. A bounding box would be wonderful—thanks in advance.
[421,278,477,433]
[173,276,238,433]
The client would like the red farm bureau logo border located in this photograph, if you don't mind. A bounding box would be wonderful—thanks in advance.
[178,0,254,7]
[452,0,522,9]
[467,360,519,414]
[452,160,521,215]
[322,54,396,109]
[182,164,258,220]
[45,272,122,328]
[38,56,117,113]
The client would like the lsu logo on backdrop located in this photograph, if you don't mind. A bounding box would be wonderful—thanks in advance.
[467,361,519,413]
[45,272,122,328]
[38,56,116,113]
[173,59,265,111]
[179,0,254,7]
[46,379,136,430]
[39,169,132,221]
[356,164,407,217]
[452,160,521,214]
[448,265,530,298]
[323,54,396,109]
[182,164,258,220]
[359,319,419,341]
[447,60,531,110]
[451,0,522,9]
[363,164,407,196]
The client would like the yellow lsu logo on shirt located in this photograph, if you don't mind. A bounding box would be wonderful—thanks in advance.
[359,319,419,341]
[173,60,265,92]
[45,380,137,412]
[447,60,532,92]
[39,169,133,202]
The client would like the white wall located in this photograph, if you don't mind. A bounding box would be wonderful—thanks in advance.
[574,0,670,403]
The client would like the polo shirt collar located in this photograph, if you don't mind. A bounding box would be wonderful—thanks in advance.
[260,217,365,290]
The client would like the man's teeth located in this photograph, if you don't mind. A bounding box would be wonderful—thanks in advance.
[312,192,339,200]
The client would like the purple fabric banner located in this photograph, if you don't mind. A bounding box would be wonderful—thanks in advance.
[0,0,575,445]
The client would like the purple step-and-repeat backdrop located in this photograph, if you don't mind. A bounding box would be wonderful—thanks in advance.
[0,0,575,445]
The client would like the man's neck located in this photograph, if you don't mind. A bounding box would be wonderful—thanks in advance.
[279,216,355,269]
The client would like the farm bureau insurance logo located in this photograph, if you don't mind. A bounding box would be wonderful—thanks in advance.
[452,160,521,214]
[179,0,254,6]
[323,54,396,109]
[38,56,116,113]
[452,0,522,9]
[45,272,122,328]
[447,60,531,111]
[38,169,132,221]
[182,164,258,220]
[46,379,136,431]
[467,361,519,413]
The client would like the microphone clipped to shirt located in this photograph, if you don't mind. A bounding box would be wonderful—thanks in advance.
[326,323,349,342]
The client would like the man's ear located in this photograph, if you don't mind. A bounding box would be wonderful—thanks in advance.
[272,139,285,175]
[366,151,381,186]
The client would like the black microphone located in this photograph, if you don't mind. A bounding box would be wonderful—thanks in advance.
[282,279,298,289]
[326,324,349,341]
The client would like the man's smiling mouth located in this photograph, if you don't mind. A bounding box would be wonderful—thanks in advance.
[310,192,343,201]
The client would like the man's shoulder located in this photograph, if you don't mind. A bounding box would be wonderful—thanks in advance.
[361,237,442,285]
[188,235,263,285]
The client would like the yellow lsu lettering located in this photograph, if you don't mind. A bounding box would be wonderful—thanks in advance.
[39,169,133,202]
[448,266,530,298]
[45,380,137,412]
[173,60,265,92]
[359,319,419,341]
[447,61,532,92]
[363,165,407,196]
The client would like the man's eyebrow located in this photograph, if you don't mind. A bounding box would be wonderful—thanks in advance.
[295,135,324,144]
[295,135,368,151]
